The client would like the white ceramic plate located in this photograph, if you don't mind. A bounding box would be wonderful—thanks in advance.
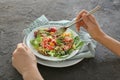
[36,56,83,68]
[24,35,83,68]
[25,25,83,61]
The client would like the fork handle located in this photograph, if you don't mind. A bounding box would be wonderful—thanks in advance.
[66,5,101,28]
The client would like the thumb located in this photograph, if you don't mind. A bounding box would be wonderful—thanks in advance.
[82,14,91,26]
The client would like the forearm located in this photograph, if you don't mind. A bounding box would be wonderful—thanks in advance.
[96,33,120,56]
[22,66,44,80]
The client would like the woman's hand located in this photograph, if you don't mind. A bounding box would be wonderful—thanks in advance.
[12,43,43,80]
[76,10,120,56]
[76,10,105,40]
[12,43,37,75]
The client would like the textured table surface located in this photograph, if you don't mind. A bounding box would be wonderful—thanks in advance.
[0,0,120,80]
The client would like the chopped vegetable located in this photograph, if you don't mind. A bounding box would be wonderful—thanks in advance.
[30,27,84,58]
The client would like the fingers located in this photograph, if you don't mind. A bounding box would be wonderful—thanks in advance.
[12,49,17,56]
[17,43,24,49]
[87,14,98,25]
[22,43,29,50]
[76,10,88,20]
[17,43,29,51]
[12,43,27,56]
[82,13,97,28]
[12,43,23,56]
[76,10,88,31]
[88,14,95,21]
[82,14,91,25]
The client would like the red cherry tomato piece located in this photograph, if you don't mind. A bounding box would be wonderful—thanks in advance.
[48,27,57,32]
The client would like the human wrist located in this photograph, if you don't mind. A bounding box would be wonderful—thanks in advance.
[93,29,106,41]
[22,65,44,80]
[94,31,107,42]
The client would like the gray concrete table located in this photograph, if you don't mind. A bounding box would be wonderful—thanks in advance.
[0,0,120,80]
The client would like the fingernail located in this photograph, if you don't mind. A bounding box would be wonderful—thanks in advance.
[82,13,86,16]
